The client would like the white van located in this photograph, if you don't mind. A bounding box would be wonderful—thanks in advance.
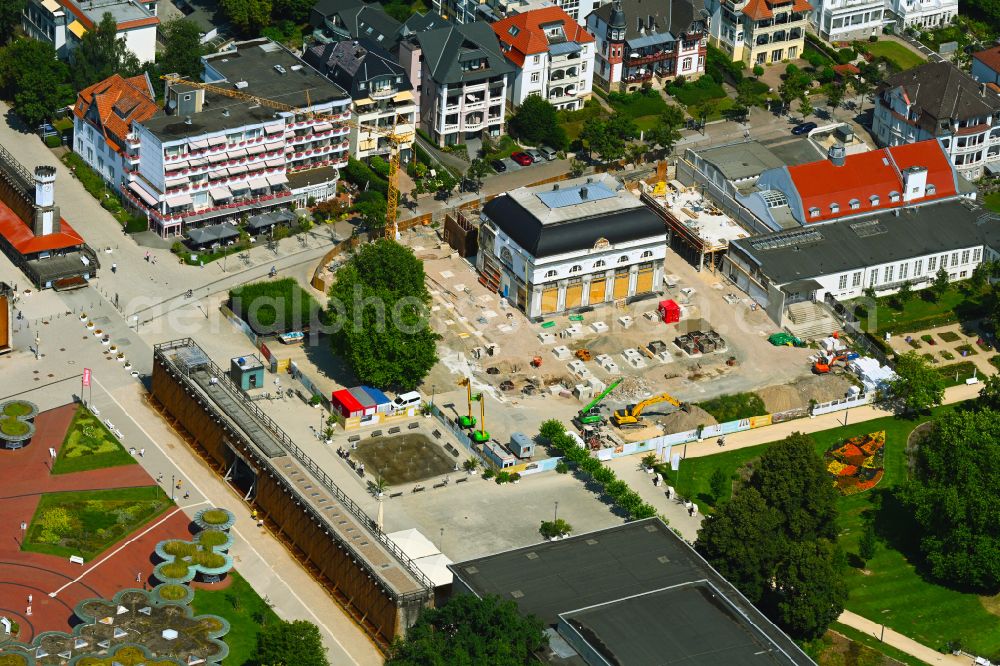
[393,391,422,410]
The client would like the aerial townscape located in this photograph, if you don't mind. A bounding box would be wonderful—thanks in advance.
[4,0,1000,661]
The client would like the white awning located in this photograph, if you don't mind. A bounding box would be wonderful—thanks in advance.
[166,160,188,171]
[248,177,269,190]
[188,156,208,167]
[165,176,187,187]
[209,186,231,201]
[266,173,288,186]
[264,122,283,134]
[189,138,209,150]
[207,135,226,146]
[313,122,333,132]
[208,152,227,164]
[128,182,157,206]
[209,170,227,180]
[166,193,192,207]
[246,144,266,156]
[228,164,248,175]
[227,148,247,159]
[265,158,284,168]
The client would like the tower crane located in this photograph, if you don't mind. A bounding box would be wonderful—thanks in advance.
[160,74,409,239]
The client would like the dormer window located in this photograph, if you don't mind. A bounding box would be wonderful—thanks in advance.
[809,206,820,218]
[926,184,936,195]
[569,264,582,273]
[869,195,879,206]
[830,203,840,214]
[508,26,520,36]
[849,198,860,210]
[618,255,629,263]
[545,270,557,278]
[890,191,900,202]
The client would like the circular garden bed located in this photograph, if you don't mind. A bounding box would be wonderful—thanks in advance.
[153,582,195,606]
[194,507,236,532]
[0,400,37,449]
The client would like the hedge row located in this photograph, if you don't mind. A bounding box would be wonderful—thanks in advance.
[539,420,658,520]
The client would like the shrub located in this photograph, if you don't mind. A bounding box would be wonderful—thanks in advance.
[159,584,188,601]
[44,134,61,148]
[753,65,765,76]
[164,540,198,557]
[555,460,569,474]
[836,47,857,64]
[160,561,191,579]
[200,509,231,525]
[495,471,511,484]
[200,530,229,547]
[228,278,321,334]
[482,468,495,480]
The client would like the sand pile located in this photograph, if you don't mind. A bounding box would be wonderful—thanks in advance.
[759,375,853,413]
[657,404,718,432]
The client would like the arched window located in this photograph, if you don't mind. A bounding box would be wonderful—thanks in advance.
[641,250,653,258]
[569,265,582,273]
[594,260,606,268]
[544,270,557,278]
[500,247,513,266]
[617,255,629,264]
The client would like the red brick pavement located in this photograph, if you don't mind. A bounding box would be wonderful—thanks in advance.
[0,403,191,641]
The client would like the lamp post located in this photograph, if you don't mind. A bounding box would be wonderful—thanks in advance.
[132,315,139,333]
[554,501,559,523]
[34,332,40,360]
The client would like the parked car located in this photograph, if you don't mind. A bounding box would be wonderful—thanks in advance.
[490,158,507,172]
[791,121,817,135]
[511,151,534,166]
[538,145,558,161]
[526,149,543,162]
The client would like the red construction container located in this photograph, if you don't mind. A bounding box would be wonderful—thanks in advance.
[658,299,680,324]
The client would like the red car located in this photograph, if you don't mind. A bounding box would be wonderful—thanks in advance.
[511,151,534,166]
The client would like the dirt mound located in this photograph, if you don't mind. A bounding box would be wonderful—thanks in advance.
[656,404,718,432]
[759,375,853,413]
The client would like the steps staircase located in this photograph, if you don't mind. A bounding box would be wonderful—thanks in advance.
[785,301,839,339]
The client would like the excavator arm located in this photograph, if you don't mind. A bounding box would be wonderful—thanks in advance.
[611,392,685,428]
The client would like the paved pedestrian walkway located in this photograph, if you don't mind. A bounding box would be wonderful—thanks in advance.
[606,456,701,541]
[838,610,969,665]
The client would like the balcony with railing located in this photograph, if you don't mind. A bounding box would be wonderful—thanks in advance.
[463,114,484,130]
[626,49,672,66]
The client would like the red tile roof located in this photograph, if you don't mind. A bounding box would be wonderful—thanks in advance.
[492,6,594,68]
[73,73,157,154]
[0,198,85,255]
[787,140,957,223]
[973,45,1000,73]
[742,0,812,20]
[833,63,860,76]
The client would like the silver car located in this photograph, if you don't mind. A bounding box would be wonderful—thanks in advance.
[538,145,558,160]
[526,149,543,162]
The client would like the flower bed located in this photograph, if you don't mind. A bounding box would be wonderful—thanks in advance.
[825,431,885,495]
[194,506,236,532]
[0,400,37,448]
[154,527,235,585]
[153,582,195,605]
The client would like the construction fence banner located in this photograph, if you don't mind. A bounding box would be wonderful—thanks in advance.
[429,404,488,466]
[220,304,259,347]
[508,456,561,477]
[811,393,872,416]
[258,342,278,373]
[289,361,324,403]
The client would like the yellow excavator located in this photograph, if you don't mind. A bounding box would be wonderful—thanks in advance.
[612,393,687,429]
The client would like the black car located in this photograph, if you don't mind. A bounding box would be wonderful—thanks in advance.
[490,159,507,172]
[791,121,817,135]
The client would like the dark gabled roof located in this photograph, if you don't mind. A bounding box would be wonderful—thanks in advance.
[879,61,1000,131]
[400,10,450,36]
[482,194,665,258]
[304,39,410,98]
[590,0,707,40]
[414,22,513,85]
[730,200,997,285]
[310,0,402,45]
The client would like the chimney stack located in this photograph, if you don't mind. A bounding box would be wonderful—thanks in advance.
[32,166,60,236]
[827,143,846,167]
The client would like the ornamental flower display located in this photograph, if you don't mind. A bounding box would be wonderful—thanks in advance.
[824,431,885,495]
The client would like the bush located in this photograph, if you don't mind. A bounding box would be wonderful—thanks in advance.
[200,509,231,525]
[228,278,321,334]
[482,468,495,480]
[753,65,765,76]
[836,47,857,64]
[44,134,61,148]
[200,530,229,547]
[160,561,191,580]
[158,584,188,600]
[343,157,388,194]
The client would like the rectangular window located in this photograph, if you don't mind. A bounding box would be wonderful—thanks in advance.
[961,250,970,264]
[884,265,893,283]
[899,262,908,280]
[940,254,948,269]
[852,271,862,287]
[531,72,540,82]
[928,256,937,272]
[838,274,848,290]
[533,55,540,64]
[952,252,959,266]
[974,248,982,262]
[869,272,877,287]
[914,259,922,276]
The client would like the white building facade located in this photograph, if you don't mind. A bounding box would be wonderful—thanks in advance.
[810,0,886,41]
[22,0,158,63]
[886,0,957,29]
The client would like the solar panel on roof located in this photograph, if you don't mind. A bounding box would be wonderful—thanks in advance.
[850,220,888,237]
[749,228,824,251]
[536,183,616,209]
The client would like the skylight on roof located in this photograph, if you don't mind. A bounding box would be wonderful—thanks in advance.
[850,220,888,238]
[749,229,824,251]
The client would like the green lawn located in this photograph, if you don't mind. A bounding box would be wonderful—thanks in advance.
[850,284,991,334]
[667,77,727,107]
[824,622,927,666]
[863,40,926,70]
[23,486,171,561]
[607,89,670,119]
[51,406,136,474]
[984,192,1000,213]
[935,360,980,387]
[696,392,767,423]
[192,571,280,665]
[658,404,1000,656]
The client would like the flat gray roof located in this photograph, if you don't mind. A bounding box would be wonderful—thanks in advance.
[697,140,786,181]
[732,200,998,285]
[69,0,153,25]
[450,519,814,665]
[141,39,348,142]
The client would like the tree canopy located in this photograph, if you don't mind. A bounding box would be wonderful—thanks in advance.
[902,409,1000,590]
[507,95,567,150]
[645,105,685,154]
[220,0,273,36]
[696,432,846,639]
[0,39,74,127]
[0,0,26,46]
[158,19,205,80]
[580,113,637,163]
[71,12,141,90]
[888,351,945,414]
[249,620,329,666]
[328,240,438,390]
[387,594,547,665]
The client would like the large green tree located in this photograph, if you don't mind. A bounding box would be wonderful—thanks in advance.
[250,620,329,666]
[645,104,685,154]
[271,0,312,22]
[888,351,945,414]
[328,240,438,390]
[71,12,141,90]
[220,0,272,36]
[158,19,204,80]
[902,409,1000,590]
[387,594,547,665]
[697,432,845,639]
[580,113,637,164]
[0,39,74,127]
[0,0,26,45]
[507,95,567,150]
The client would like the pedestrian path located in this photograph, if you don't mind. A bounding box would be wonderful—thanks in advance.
[837,610,968,665]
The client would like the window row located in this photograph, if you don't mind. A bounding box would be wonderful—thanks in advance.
[541,251,654,278]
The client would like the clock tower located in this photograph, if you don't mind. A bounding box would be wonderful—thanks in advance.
[32,166,60,236]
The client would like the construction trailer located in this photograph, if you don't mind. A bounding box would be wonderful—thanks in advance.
[509,432,535,459]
